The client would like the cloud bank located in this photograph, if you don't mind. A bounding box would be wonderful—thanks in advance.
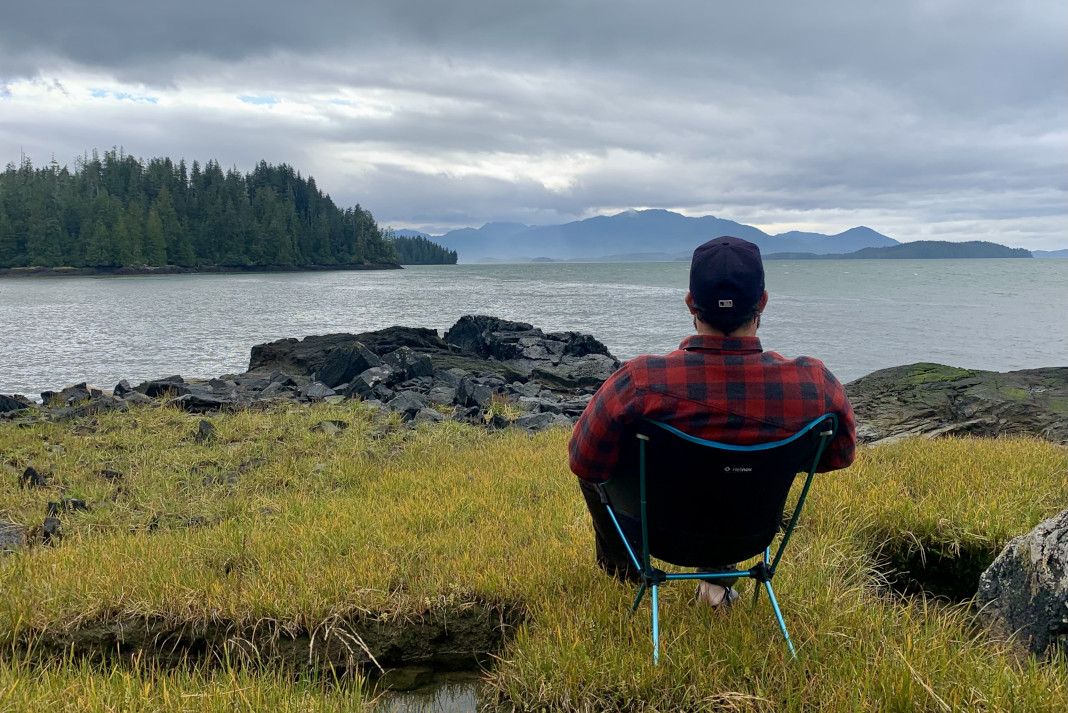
[1,0,1065,248]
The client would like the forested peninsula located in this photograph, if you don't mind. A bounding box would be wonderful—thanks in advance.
[0,150,455,273]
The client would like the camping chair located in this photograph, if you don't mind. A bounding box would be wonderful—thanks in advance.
[596,414,837,663]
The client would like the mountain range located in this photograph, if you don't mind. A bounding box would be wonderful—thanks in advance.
[396,209,900,262]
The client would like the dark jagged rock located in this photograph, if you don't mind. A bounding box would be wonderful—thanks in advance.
[318,342,382,388]
[19,466,48,489]
[1,393,35,413]
[194,420,217,444]
[513,412,572,432]
[457,377,495,409]
[136,376,189,398]
[41,382,92,406]
[388,391,429,421]
[169,393,235,412]
[382,347,433,382]
[113,379,133,397]
[299,382,337,402]
[342,366,395,400]
[845,363,1068,444]
[42,517,62,544]
[98,469,123,482]
[976,508,1068,658]
[248,327,445,375]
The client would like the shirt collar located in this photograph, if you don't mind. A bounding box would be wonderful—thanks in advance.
[679,334,763,353]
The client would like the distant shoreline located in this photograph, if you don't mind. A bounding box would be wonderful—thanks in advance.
[0,263,402,278]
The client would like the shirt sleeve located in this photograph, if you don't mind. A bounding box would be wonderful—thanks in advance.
[817,366,856,472]
[568,363,638,483]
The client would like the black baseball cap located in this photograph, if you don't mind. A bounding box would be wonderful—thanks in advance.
[689,236,765,318]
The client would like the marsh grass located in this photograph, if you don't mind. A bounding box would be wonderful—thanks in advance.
[1,404,1065,711]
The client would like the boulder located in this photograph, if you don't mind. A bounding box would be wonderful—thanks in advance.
[41,382,92,406]
[169,393,235,412]
[846,364,1068,445]
[318,342,382,388]
[19,466,48,489]
[299,381,337,402]
[382,347,433,381]
[976,508,1068,658]
[194,419,217,443]
[0,393,35,414]
[388,391,429,420]
[531,354,619,391]
[513,412,572,432]
[247,327,446,375]
[135,376,189,398]
[343,366,395,400]
[457,377,494,409]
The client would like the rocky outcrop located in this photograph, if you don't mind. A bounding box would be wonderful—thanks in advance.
[845,363,1067,445]
[976,508,1068,658]
[1,316,616,433]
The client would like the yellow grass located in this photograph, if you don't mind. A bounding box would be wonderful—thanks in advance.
[0,403,1064,711]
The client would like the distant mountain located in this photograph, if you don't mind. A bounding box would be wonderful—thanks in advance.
[399,209,900,262]
[764,241,1031,260]
[1032,249,1067,258]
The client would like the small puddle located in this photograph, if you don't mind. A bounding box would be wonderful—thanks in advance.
[374,668,484,713]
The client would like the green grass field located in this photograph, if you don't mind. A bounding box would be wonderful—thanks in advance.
[0,403,1064,712]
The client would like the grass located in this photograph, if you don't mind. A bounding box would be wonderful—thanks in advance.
[0,403,1065,711]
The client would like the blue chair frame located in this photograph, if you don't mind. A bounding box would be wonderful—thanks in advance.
[596,414,837,663]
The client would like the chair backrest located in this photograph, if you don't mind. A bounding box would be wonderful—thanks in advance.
[601,414,837,567]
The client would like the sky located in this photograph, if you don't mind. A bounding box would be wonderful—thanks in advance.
[1,1,1065,250]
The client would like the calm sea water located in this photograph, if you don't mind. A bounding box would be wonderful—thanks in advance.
[0,259,1065,397]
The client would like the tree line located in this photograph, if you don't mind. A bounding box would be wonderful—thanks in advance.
[387,232,458,264]
[0,149,449,269]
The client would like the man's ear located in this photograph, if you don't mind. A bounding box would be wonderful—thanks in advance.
[685,291,697,314]
[757,289,769,313]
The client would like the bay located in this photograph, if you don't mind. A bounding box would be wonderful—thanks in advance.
[0,259,1064,397]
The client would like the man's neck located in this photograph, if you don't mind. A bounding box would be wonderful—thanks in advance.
[694,320,758,339]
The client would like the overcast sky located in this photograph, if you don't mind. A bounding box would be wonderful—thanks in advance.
[1,1,1065,249]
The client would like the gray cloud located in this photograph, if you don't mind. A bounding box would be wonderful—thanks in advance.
[1,0,1064,248]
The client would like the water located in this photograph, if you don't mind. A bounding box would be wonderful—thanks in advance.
[0,259,1065,397]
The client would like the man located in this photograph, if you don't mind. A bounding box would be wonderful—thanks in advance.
[569,236,856,608]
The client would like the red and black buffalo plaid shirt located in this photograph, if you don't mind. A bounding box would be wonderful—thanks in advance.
[569,335,856,483]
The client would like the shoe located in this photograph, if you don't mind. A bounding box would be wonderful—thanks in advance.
[696,581,739,610]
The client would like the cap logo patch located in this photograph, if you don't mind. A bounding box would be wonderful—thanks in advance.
[718,299,733,308]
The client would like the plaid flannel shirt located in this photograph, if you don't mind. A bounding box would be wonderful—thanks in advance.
[568,335,856,483]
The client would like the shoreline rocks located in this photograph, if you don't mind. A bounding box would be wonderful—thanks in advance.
[1,321,1065,442]
[844,363,1067,445]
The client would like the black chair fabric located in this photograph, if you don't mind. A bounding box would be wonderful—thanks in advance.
[601,416,835,567]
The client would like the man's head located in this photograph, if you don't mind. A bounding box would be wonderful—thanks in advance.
[687,236,767,336]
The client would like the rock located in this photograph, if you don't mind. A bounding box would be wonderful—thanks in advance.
[98,469,123,481]
[19,466,48,489]
[169,393,234,412]
[119,391,156,406]
[487,413,511,430]
[299,381,337,402]
[413,408,445,424]
[388,391,429,421]
[318,341,382,388]
[238,458,268,472]
[135,375,188,398]
[113,379,133,397]
[0,393,34,414]
[255,381,293,400]
[42,517,62,545]
[445,315,537,358]
[342,366,395,400]
[194,419,217,443]
[426,385,457,406]
[247,327,445,375]
[976,508,1068,658]
[41,382,93,406]
[0,521,26,552]
[311,420,349,435]
[58,395,127,420]
[433,369,467,388]
[47,499,89,515]
[846,364,1068,445]
[513,412,572,432]
[457,377,494,409]
[528,354,617,390]
[382,347,434,381]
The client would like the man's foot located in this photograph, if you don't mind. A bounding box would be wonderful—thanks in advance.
[696,581,738,609]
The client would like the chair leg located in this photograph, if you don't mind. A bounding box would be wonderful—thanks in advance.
[764,580,797,659]
[631,582,647,614]
[651,584,660,665]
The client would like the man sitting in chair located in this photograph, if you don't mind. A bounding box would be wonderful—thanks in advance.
[569,236,856,608]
